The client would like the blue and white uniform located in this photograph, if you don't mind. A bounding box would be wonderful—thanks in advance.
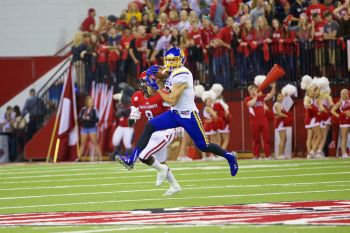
[149,67,210,151]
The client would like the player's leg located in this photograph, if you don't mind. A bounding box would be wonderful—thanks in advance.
[153,130,181,195]
[77,132,88,161]
[89,132,103,161]
[116,110,180,168]
[261,119,271,158]
[180,111,238,176]
[277,129,286,159]
[122,127,134,154]
[112,126,123,148]
[136,110,179,150]
[340,126,349,158]
[251,121,261,159]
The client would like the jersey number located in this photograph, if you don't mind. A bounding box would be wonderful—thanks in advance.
[145,110,153,120]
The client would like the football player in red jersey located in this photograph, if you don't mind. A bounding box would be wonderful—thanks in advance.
[127,71,182,196]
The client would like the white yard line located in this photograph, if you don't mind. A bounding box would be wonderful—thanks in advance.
[0,169,350,185]
[0,188,349,210]
[1,169,350,192]
[0,180,349,201]
[0,159,347,173]
[1,163,350,181]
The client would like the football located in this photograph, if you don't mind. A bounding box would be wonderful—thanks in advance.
[156,65,170,80]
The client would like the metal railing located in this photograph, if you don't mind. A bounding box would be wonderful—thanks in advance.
[25,58,71,123]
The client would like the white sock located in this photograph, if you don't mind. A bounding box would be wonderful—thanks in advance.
[167,170,179,187]
[342,154,348,157]
[310,150,315,154]
[150,159,164,171]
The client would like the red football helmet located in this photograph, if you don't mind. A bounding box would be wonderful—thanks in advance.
[138,71,149,97]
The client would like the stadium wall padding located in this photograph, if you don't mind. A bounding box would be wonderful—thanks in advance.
[0,56,66,107]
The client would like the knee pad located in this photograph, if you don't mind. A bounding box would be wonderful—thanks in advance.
[139,156,155,166]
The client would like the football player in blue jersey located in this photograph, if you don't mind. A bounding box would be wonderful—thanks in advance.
[116,47,238,185]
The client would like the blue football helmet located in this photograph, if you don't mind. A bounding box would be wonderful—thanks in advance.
[164,47,185,71]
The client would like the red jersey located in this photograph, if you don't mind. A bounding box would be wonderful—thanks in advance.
[244,95,266,120]
[217,26,233,45]
[131,91,169,121]
[96,44,109,63]
[272,28,284,43]
[256,28,271,44]
[120,35,134,60]
[223,0,241,17]
[188,28,202,46]
[241,29,257,43]
[201,26,215,48]
[81,16,95,32]
[271,28,284,54]
[306,4,326,19]
[314,21,325,41]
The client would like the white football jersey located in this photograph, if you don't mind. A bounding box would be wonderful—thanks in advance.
[165,66,198,117]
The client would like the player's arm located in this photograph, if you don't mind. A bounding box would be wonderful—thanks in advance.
[331,101,341,118]
[206,107,218,119]
[317,98,326,112]
[128,105,141,127]
[304,96,312,109]
[274,103,287,118]
[246,96,258,107]
[265,82,276,101]
[157,83,188,107]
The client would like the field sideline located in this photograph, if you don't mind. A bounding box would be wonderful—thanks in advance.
[0,158,350,232]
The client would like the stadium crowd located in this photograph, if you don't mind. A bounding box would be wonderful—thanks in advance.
[71,0,350,93]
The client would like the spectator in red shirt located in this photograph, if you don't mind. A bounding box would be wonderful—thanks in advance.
[312,13,326,75]
[159,0,172,14]
[256,16,272,72]
[96,33,110,83]
[271,19,285,64]
[244,83,276,159]
[240,19,257,56]
[306,0,327,20]
[157,12,169,32]
[187,19,204,82]
[216,17,234,50]
[240,19,257,83]
[324,0,335,13]
[297,14,314,75]
[223,0,242,18]
[169,9,180,29]
[129,25,149,85]
[201,16,216,56]
[212,17,234,86]
[81,8,96,32]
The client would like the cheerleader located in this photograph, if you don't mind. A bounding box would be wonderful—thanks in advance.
[201,90,218,160]
[331,89,350,158]
[301,76,323,159]
[273,85,296,159]
[318,77,334,155]
[211,84,230,150]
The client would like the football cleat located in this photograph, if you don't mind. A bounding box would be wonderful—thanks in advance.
[156,164,169,186]
[224,151,239,176]
[115,155,134,170]
[163,185,182,196]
